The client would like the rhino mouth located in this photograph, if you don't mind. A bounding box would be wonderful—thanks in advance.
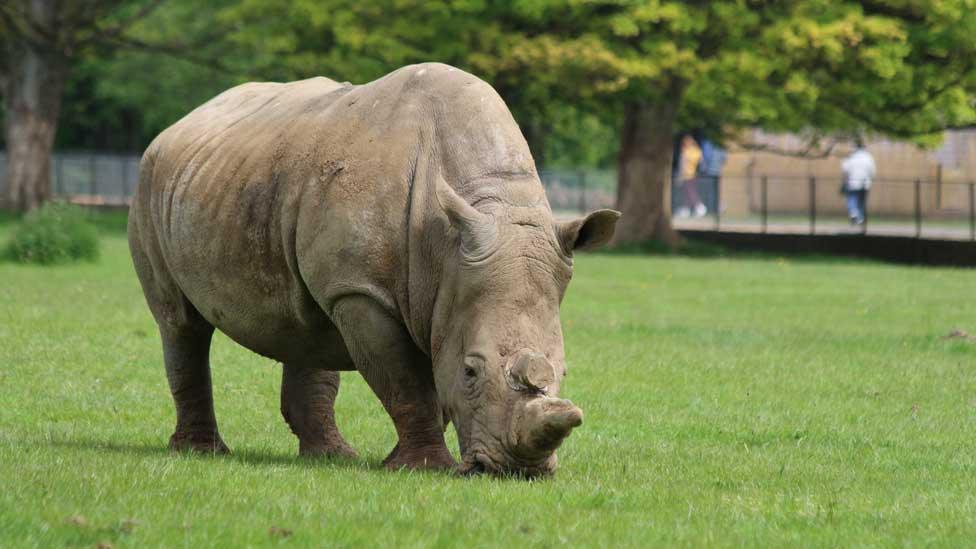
[457,449,556,479]
[458,453,495,476]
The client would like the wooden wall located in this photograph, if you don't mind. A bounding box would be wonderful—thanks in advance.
[719,130,976,218]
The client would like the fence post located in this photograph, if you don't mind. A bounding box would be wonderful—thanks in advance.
[914,179,922,238]
[936,163,943,209]
[89,153,98,201]
[862,184,868,234]
[577,170,586,213]
[761,175,768,234]
[714,176,721,231]
[969,182,975,242]
[808,176,816,235]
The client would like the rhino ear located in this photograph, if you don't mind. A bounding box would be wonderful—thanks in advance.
[434,175,497,258]
[556,209,621,253]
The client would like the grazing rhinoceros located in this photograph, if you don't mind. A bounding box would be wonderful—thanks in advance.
[128,62,619,476]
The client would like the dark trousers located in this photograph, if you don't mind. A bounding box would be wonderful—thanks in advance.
[845,189,868,222]
[698,175,719,213]
[673,176,720,211]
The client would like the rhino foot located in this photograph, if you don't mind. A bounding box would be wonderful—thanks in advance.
[383,442,456,471]
[299,439,359,459]
[169,431,230,455]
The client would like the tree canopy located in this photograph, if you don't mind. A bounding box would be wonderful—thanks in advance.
[3,0,975,244]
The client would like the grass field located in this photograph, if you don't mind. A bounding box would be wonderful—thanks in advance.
[1,215,974,547]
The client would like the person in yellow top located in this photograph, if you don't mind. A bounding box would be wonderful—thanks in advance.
[675,135,706,218]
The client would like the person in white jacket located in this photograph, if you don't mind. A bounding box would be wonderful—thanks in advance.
[841,139,876,225]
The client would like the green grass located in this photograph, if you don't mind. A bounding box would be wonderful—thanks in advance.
[1,215,975,547]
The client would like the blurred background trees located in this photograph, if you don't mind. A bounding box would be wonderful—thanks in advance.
[0,1,172,211]
[2,0,975,246]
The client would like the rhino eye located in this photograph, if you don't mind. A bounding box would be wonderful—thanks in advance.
[463,355,484,382]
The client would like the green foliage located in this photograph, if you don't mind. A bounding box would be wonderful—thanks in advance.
[5,203,100,265]
[45,1,976,160]
[1,225,975,545]
[461,1,976,142]
[53,0,242,152]
[210,0,976,165]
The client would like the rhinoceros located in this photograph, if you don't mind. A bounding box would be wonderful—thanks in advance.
[128,62,619,476]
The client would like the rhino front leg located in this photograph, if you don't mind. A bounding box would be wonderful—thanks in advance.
[281,365,358,458]
[331,295,456,471]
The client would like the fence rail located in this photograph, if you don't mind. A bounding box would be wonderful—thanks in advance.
[1,152,974,241]
[541,170,976,241]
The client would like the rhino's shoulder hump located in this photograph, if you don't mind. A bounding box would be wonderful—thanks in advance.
[365,63,535,185]
[380,62,499,103]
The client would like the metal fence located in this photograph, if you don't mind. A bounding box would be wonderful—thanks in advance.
[542,170,976,241]
[538,169,617,213]
[672,175,976,241]
[0,151,141,206]
[2,152,974,241]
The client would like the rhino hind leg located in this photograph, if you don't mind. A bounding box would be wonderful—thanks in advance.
[331,296,456,471]
[281,365,358,458]
[129,220,229,455]
[161,327,230,454]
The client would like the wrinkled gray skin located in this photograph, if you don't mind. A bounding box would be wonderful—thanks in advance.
[128,63,619,476]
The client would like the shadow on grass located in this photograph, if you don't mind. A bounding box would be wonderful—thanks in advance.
[38,436,545,481]
[43,436,373,470]
[83,208,130,234]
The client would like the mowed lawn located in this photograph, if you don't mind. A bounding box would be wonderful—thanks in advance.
[1,218,974,547]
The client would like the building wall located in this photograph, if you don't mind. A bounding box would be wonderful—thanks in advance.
[721,130,976,218]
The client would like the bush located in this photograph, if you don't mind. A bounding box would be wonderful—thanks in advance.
[5,203,100,264]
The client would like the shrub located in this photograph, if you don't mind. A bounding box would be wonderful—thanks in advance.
[6,203,100,264]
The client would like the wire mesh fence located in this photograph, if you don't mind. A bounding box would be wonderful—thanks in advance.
[0,150,140,207]
[538,169,616,214]
[2,152,974,240]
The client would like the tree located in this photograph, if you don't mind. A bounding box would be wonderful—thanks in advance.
[56,1,241,152]
[220,1,976,247]
[24,1,972,245]
[219,0,615,170]
[0,1,161,211]
[478,1,976,246]
[0,0,180,212]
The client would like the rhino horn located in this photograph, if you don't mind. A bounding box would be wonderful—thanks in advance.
[434,174,497,259]
[508,350,556,393]
[518,397,583,455]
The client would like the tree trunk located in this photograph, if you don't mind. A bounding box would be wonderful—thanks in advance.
[611,99,682,248]
[522,117,547,171]
[1,0,67,213]
[2,48,66,212]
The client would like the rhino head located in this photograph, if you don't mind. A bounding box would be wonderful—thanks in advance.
[431,177,619,477]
